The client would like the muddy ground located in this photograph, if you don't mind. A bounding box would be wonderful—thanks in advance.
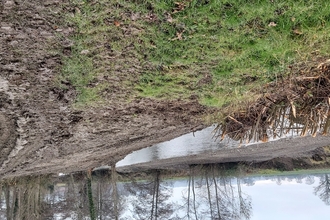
[0,0,209,179]
[0,0,329,180]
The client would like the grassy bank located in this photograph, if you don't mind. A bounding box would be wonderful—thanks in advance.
[57,0,330,107]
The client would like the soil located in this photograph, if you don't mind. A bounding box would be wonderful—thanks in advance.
[0,0,329,180]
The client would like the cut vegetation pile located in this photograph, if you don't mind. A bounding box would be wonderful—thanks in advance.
[214,58,330,143]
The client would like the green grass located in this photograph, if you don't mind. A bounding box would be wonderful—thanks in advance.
[57,0,330,106]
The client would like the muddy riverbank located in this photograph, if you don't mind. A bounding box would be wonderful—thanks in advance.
[1,0,329,180]
[0,0,208,179]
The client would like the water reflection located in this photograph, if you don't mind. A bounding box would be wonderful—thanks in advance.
[314,174,330,206]
[183,165,252,220]
[0,167,330,220]
[116,126,238,167]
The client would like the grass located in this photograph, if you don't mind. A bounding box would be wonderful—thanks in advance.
[254,168,330,177]
[57,0,330,107]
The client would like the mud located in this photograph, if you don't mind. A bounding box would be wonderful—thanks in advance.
[0,0,208,179]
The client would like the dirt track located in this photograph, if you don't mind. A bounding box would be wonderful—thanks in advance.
[0,1,329,180]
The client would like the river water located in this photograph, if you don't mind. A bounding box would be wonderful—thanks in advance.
[1,126,329,219]
[116,126,239,167]
[116,125,301,167]
[1,168,329,219]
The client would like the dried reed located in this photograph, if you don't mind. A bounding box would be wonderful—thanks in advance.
[214,58,330,143]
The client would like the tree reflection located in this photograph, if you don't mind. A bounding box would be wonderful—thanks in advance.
[0,169,128,219]
[0,166,254,219]
[8,167,330,219]
[305,175,315,185]
[88,167,125,220]
[124,169,175,220]
[314,174,330,205]
[182,165,252,220]
[0,175,50,219]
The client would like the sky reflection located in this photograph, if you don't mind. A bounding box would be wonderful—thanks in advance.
[1,169,329,219]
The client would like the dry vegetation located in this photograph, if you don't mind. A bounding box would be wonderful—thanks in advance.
[214,57,330,143]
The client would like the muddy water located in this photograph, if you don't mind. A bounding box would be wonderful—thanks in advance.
[116,125,301,167]
[1,168,329,219]
[116,126,239,167]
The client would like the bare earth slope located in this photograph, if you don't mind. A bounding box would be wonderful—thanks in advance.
[0,0,207,179]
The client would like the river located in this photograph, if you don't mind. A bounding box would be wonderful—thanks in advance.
[1,167,330,219]
[1,126,330,219]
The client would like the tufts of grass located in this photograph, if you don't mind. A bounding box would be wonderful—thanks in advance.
[256,169,283,175]
[56,0,149,105]
[57,0,330,107]
[137,0,330,105]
